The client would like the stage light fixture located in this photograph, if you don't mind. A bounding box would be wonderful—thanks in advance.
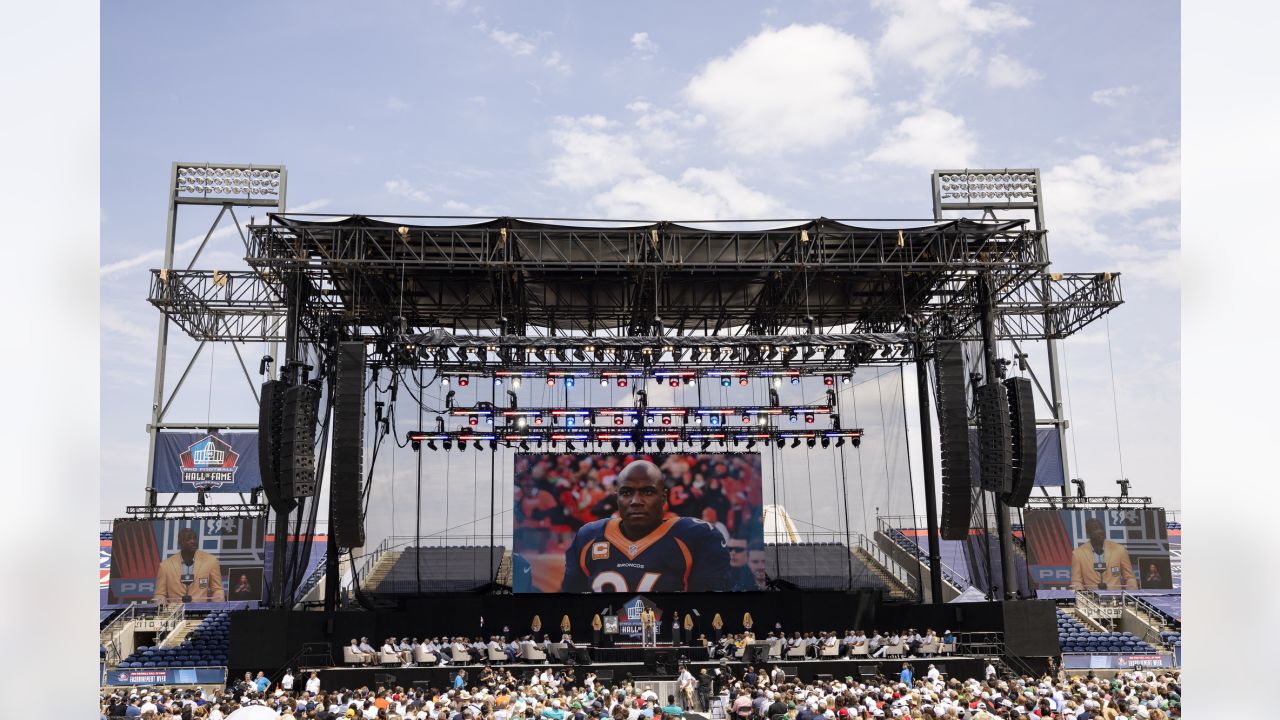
[790,437,801,449]
[823,375,834,386]
[802,346,817,361]
[741,413,751,424]
[534,414,544,425]
[427,440,437,451]
[701,440,711,451]
[657,440,666,451]
[520,441,530,451]
[614,416,624,426]
[443,439,453,450]
[566,440,577,451]
[441,376,450,387]
[617,378,629,388]
[546,377,556,386]
[599,378,609,387]
[458,375,470,387]
[746,439,756,449]
[565,416,576,427]
[564,377,575,389]
[683,376,694,386]
[821,437,831,448]
[721,377,732,388]
[662,414,672,426]
[709,415,721,427]
[852,438,860,448]
[790,413,799,423]
[494,377,503,387]
[511,377,521,389]
[769,388,780,407]
[841,375,851,385]
[790,376,800,385]
[517,417,527,428]
[486,439,495,450]
[835,437,845,448]
[805,413,815,423]
[535,348,549,363]
[610,440,620,451]
[693,415,702,425]
[411,438,421,451]
[669,379,680,388]
[806,437,816,448]
[739,377,750,387]
[468,414,478,426]
[458,440,467,453]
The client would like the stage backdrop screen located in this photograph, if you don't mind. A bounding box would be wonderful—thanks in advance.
[107,517,268,604]
[1023,508,1172,592]
[512,453,764,593]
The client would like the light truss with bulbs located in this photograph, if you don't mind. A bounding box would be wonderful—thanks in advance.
[404,427,864,453]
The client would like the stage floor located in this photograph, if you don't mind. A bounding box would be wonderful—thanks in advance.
[310,655,985,691]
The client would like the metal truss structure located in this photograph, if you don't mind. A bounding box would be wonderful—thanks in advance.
[139,162,1127,607]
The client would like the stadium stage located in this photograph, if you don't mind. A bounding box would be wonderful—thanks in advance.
[226,597,1059,680]
[309,656,991,691]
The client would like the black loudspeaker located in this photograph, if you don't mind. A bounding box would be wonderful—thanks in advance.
[374,673,397,687]
[257,380,295,513]
[780,666,798,678]
[935,341,972,540]
[332,342,366,549]
[573,646,592,665]
[280,382,321,499]
[1001,377,1037,507]
[858,665,878,679]
[976,382,1012,494]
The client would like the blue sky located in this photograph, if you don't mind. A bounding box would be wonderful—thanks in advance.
[100,1,1180,523]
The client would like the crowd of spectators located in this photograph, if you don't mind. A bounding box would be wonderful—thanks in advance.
[100,660,1180,719]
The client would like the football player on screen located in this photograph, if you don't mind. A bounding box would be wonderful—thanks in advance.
[560,460,731,592]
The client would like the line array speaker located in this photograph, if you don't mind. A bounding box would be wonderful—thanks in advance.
[935,340,972,540]
[1001,376,1038,507]
[332,341,367,549]
[280,381,321,499]
[976,382,1013,494]
[257,380,295,513]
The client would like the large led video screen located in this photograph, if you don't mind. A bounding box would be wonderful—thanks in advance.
[107,517,268,604]
[1023,508,1172,592]
[512,453,764,593]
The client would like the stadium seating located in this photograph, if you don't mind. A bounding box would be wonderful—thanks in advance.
[769,542,892,593]
[882,527,971,589]
[1055,610,1157,655]
[116,610,230,669]
[376,546,505,593]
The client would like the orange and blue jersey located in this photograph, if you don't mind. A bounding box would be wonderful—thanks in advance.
[560,514,730,593]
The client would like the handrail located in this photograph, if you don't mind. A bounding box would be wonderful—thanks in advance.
[101,605,141,667]
[1120,592,1179,628]
[875,519,970,591]
[856,533,917,596]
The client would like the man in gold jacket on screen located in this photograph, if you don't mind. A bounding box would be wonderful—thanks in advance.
[152,526,225,603]
[1070,517,1136,591]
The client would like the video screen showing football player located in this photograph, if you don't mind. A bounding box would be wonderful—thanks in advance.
[1069,517,1136,591]
[560,460,730,592]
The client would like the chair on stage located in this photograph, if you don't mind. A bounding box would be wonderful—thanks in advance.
[343,646,371,666]
[785,644,806,659]
[918,640,939,657]
[938,641,956,655]
[848,644,869,658]
[767,640,783,661]
[451,647,473,664]
[820,645,840,658]
[380,648,402,666]
[883,642,905,658]
[521,641,547,663]
[414,646,437,665]
[488,646,508,664]
[548,642,568,663]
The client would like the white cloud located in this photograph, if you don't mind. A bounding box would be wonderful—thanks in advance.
[547,115,649,191]
[1090,85,1138,106]
[384,179,433,204]
[386,96,409,111]
[592,167,790,220]
[543,51,571,75]
[101,305,153,344]
[546,112,791,220]
[99,199,331,277]
[487,28,536,56]
[684,24,876,155]
[874,0,1030,90]
[985,53,1042,88]
[630,32,658,57]
[868,108,978,169]
[1040,140,1180,288]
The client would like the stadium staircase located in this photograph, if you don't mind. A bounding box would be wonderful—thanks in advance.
[872,519,967,602]
[158,619,201,648]
[851,538,915,601]
[363,547,403,592]
[496,550,513,588]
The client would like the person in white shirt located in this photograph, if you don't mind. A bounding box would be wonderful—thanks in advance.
[850,630,868,657]
[281,669,295,692]
[868,631,883,655]
[305,671,320,695]
[140,696,158,715]
[926,664,941,682]
[678,666,695,709]
[397,638,414,664]
[358,637,377,658]
[985,662,997,681]
[874,633,900,658]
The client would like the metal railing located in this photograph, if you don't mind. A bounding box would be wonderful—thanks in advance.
[1075,590,1122,625]
[101,605,144,667]
[1120,592,1179,628]
[875,518,971,590]
[855,533,917,597]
